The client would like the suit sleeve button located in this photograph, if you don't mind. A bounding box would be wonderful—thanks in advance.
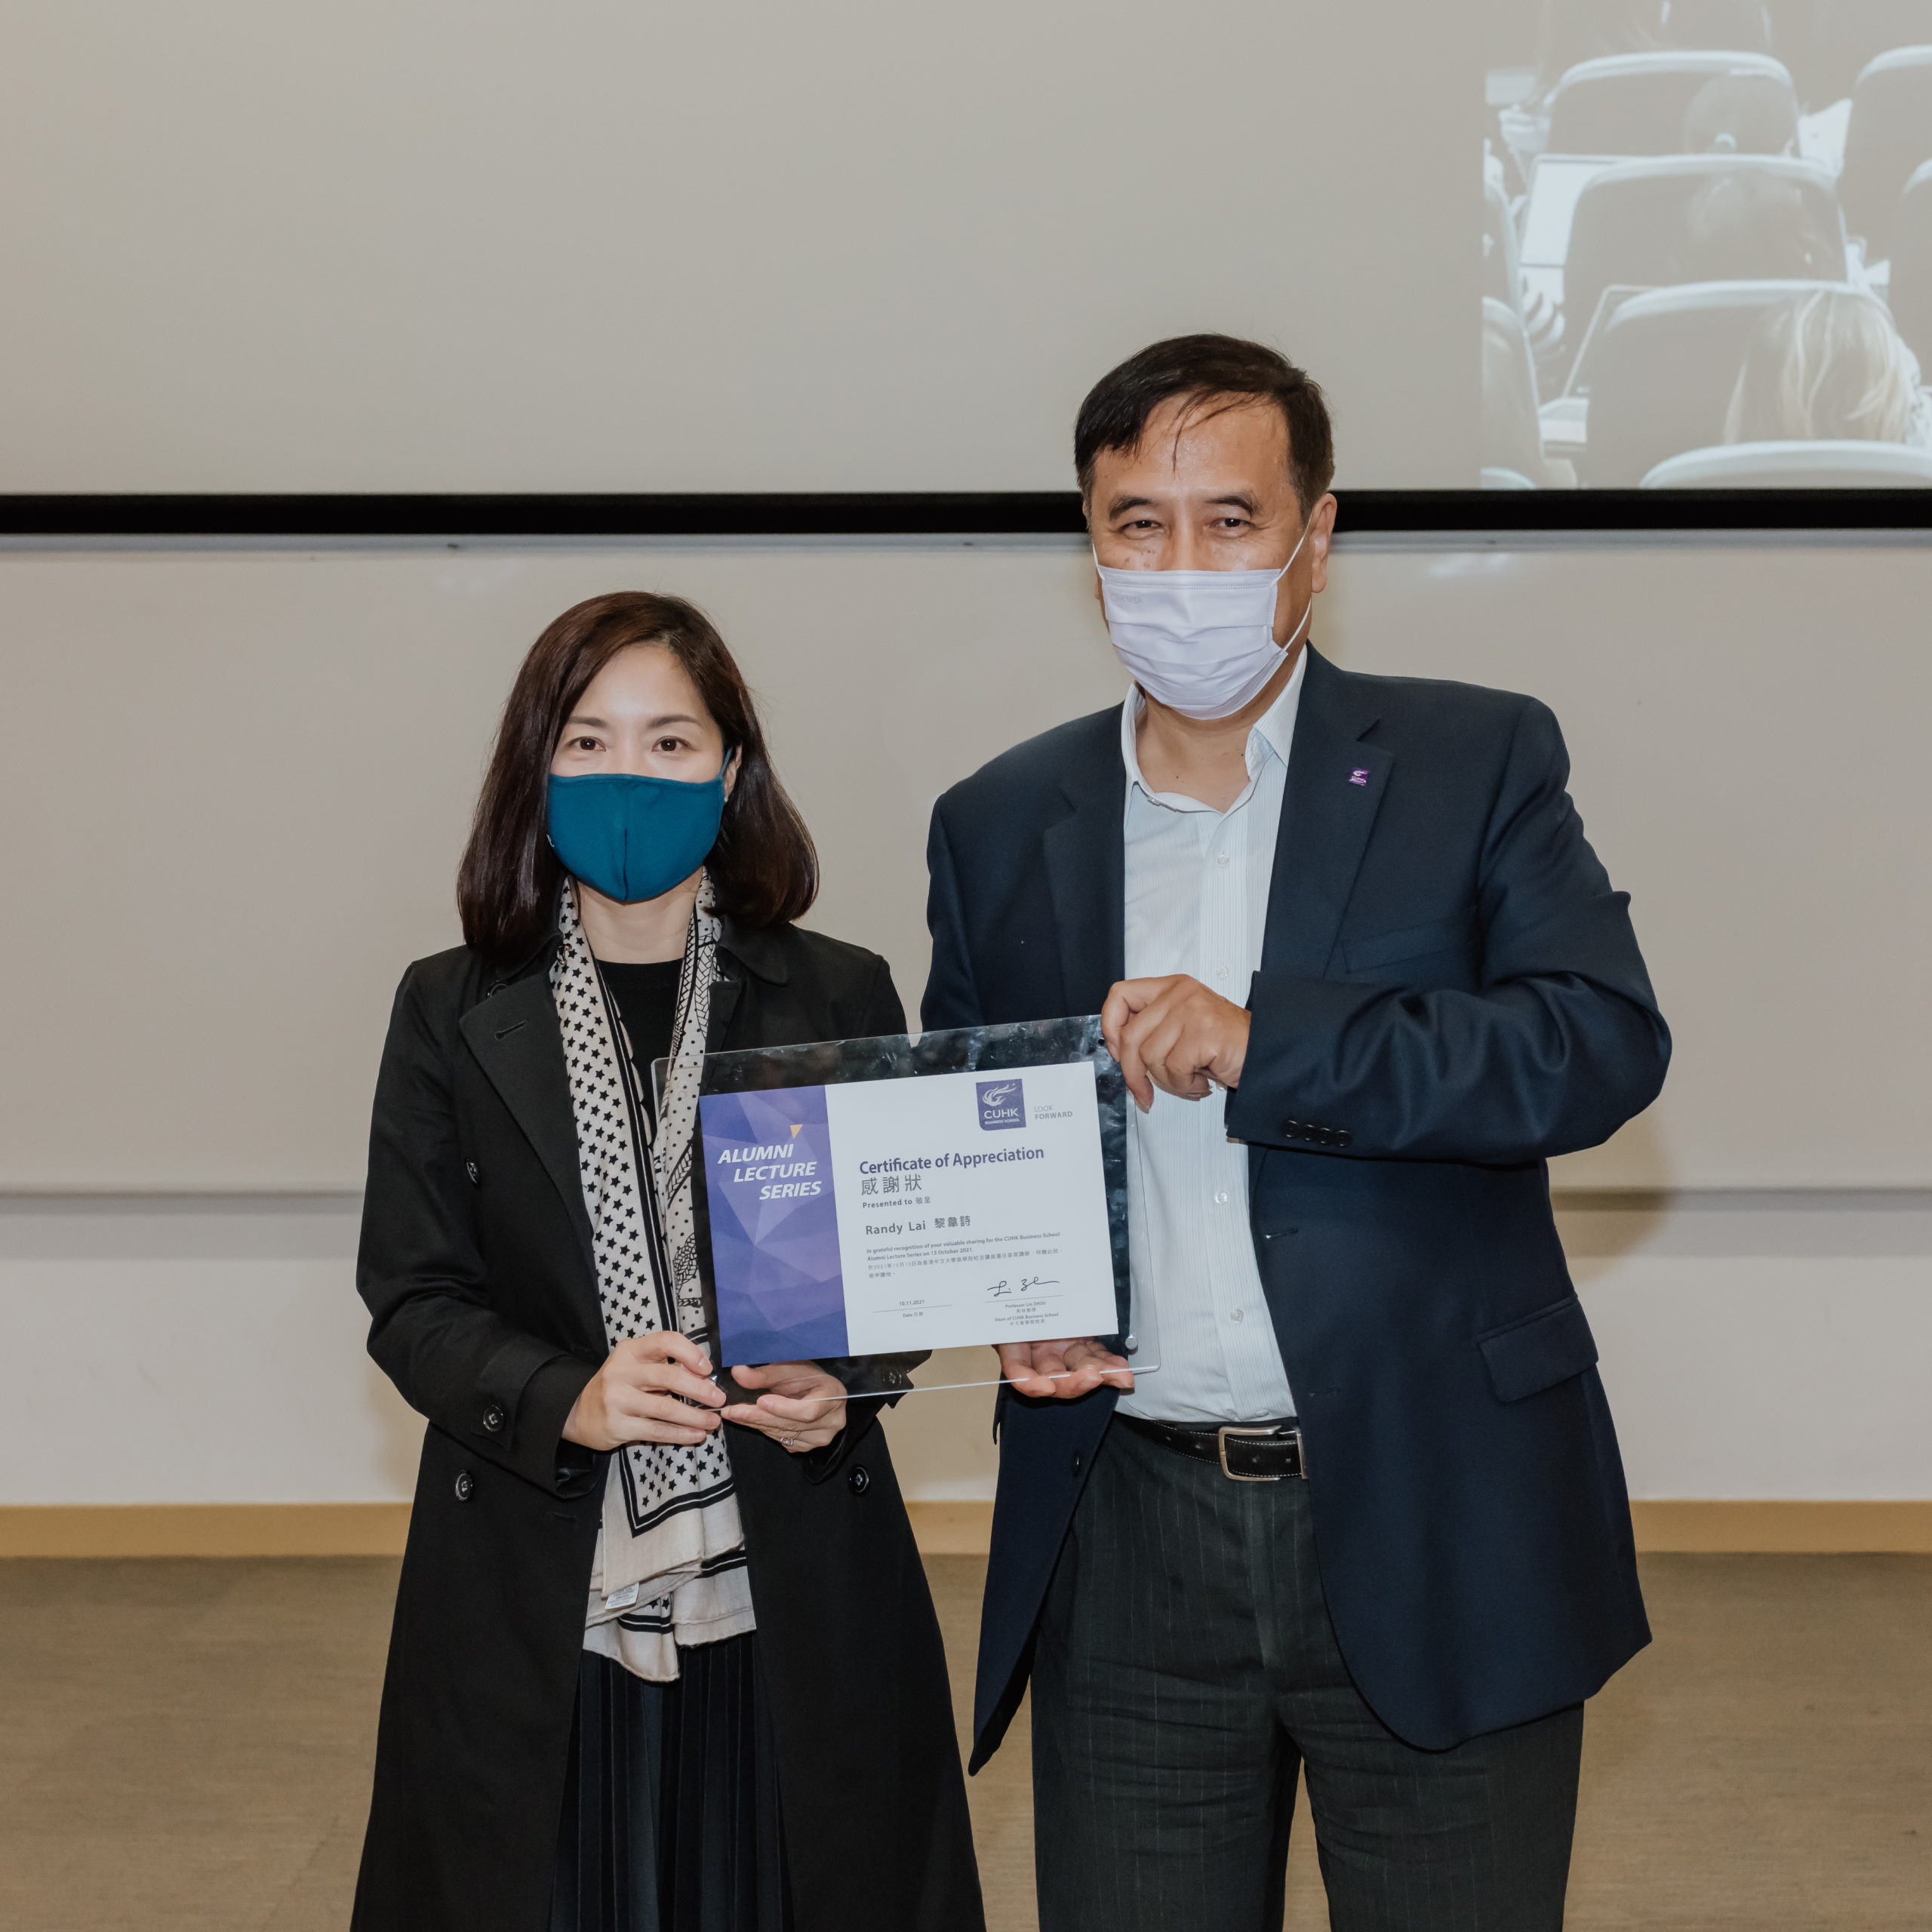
[454,1472,475,1503]
[847,1466,871,1497]
[482,1405,505,1435]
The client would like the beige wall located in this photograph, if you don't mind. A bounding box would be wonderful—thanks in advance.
[0,4,1470,493]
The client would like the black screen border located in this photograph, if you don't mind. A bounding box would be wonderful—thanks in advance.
[1,490,1929,537]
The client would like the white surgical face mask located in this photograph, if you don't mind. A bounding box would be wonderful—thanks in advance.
[1095,518,1315,721]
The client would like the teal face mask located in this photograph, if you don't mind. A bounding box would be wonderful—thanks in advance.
[546,757,731,905]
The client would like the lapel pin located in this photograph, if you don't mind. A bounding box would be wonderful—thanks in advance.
[1348,768,1371,786]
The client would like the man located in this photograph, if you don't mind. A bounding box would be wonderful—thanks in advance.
[922,334,1669,1930]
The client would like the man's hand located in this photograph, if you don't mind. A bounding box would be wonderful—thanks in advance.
[563,1332,727,1451]
[1102,974,1251,1112]
[722,1361,848,1454]
[995,1339,1135,1399]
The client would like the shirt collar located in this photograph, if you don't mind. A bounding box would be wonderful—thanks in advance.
[1119,645,1309,813]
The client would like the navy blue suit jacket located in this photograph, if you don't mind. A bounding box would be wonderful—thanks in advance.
[922,647,1669,1766]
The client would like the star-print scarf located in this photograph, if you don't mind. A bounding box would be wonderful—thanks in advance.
[552,876,754,1682]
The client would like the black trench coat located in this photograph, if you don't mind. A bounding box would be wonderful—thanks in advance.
[350,917,984,1932]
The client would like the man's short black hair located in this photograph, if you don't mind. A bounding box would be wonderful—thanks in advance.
[1074,334,1336,515]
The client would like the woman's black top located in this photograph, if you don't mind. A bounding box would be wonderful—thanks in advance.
[555,955,787,1931]
[598,958,683,1126]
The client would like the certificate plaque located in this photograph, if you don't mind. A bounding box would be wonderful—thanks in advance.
[682,1017,1146,1393]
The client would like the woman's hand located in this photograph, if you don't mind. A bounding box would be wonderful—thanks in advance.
[722,1362,848,1454]
[562,1332,727,1451]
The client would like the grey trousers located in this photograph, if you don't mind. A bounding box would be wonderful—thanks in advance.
[1031,1419,1583,1932]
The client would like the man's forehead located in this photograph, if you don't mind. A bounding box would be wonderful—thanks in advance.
[1094,395,1292,492]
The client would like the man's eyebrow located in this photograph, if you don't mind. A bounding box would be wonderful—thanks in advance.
[1106,493,1156,518]
[1206,491,1260,513]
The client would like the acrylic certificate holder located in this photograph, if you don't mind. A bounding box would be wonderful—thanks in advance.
[657,1015,1158,1400]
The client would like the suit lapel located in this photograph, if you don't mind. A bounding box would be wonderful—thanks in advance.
[459,971,596,1274]
[1042,713,1128,1017]
[1260,649,1394,980]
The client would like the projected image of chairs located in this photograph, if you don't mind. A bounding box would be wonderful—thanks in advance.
[1484,0,1932,487]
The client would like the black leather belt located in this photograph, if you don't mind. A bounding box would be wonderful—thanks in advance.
[1117,1412,1306,1481]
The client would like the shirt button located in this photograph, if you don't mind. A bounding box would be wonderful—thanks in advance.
[1214,1189,1229,1205]
[1230,1306,1245,1322]
[1217,853,1231,867]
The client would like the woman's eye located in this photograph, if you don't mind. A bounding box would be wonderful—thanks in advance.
[655,737,687,753]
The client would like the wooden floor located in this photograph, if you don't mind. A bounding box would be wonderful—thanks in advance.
[0,1555,1925,1930]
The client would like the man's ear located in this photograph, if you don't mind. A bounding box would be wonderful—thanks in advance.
[1308,493,1340,594]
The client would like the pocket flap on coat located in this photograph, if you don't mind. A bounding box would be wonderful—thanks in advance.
[1340,908,1476,974]
[1478,1294,1599,1403]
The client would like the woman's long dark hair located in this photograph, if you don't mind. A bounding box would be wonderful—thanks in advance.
[457,592,818,962]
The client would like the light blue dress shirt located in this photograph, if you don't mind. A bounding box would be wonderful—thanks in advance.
[1115,653,1305,1426]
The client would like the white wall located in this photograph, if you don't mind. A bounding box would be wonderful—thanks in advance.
[3,1189,1925,1506]
[2,531,1927,1507]
[6,534,1929,1189]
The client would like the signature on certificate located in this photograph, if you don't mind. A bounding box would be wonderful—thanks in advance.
[988,1276,1060,1299]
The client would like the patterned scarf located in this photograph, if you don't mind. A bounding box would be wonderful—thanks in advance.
[552,877,755,1681]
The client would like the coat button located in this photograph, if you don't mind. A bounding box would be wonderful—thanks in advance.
[1070,1450,1084,1478]
[466,1161,479,1185]
[847,1465,871,1497]
[482,1405,505,1435]
[454,1471,475,1503]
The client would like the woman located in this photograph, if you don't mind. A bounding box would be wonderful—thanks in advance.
[352,592,983,1932]
[1724,287,1932,445]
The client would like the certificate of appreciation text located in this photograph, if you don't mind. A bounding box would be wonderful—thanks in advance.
[700,1059,1118,1363]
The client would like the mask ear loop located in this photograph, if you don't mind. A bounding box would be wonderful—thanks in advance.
[1266,515,1322,664]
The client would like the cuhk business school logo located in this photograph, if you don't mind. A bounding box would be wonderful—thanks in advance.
[975,1079,1026,1131]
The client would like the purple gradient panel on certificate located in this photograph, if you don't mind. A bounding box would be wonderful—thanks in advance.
[700,1084,849,1363]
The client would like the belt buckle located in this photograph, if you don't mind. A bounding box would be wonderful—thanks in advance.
[1217,1425,1287,1482]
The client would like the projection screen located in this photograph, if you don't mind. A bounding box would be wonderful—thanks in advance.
[2,1,1928,501]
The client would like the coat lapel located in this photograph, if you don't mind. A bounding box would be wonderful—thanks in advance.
[1042,712,1128,1018]
[1260,648,1394,980]
[706,973,744,1051]
[459,970,597,1274]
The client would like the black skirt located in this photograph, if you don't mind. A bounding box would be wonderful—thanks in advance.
[550,1637,793,1932]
